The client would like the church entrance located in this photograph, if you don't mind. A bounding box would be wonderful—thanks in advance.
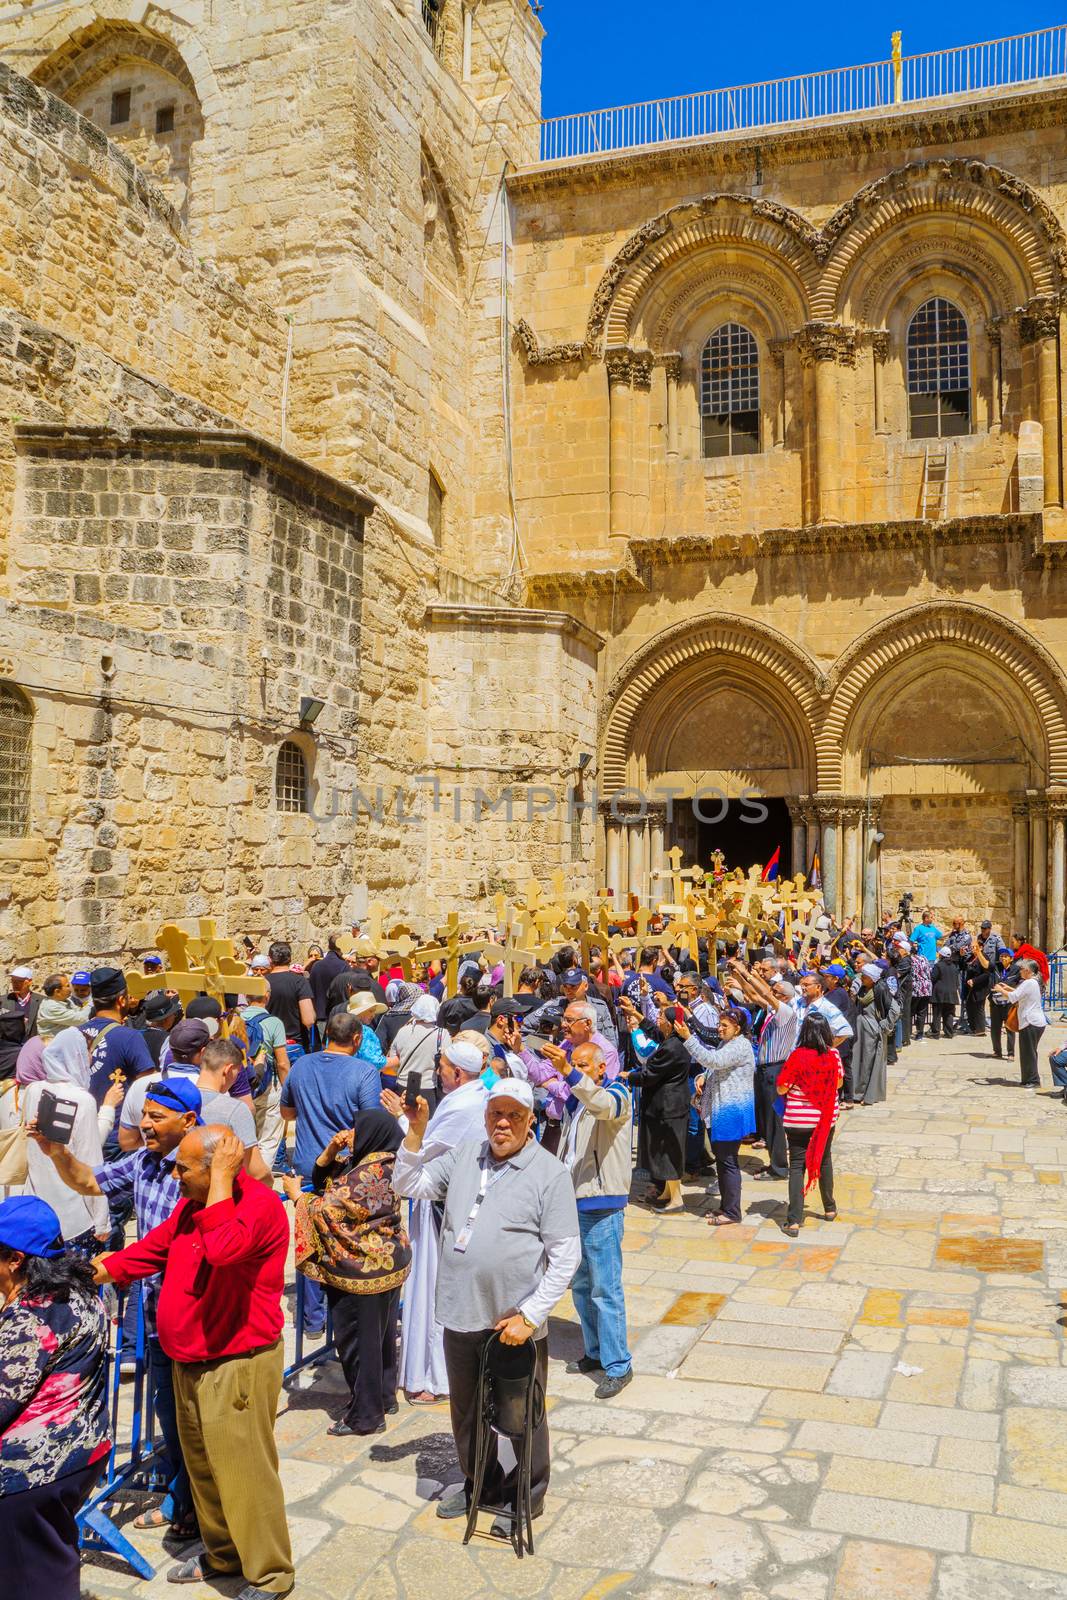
[694,795,793,879]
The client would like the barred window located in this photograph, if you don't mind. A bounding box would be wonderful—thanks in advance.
[700,324,760,458]
[0,685,31,838]
[421,0,445,57]
[907,298,971,439]
[275,741,308,814]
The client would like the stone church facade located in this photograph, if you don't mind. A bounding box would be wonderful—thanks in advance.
[1,4,1067,957]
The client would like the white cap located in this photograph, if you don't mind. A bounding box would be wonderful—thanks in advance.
[486,1078,535,1112]
[442,1039,484,1075]
[411,993,439,1023]
[10,966,32,980]
[861,962,882,981]
[249,954,271,970]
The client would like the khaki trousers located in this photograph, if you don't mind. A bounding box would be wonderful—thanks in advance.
[171,1339,294,1593]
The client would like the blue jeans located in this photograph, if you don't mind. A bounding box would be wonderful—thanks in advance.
[148,1334,193,1525]
[571,1208,630,1379]
[1050,1047,1067,1091]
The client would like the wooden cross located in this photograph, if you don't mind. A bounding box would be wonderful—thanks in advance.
[414,912,484,997]
[125,919,267,1007]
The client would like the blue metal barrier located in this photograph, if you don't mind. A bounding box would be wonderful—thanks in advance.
[1048,950,1067,1020]
[284,1270,338,1379]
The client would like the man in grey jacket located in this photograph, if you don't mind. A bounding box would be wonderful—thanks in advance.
[391,1078,579,1534]
[552,1040,633,1399]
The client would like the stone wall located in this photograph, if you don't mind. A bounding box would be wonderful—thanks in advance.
[0,427,370,963]
[879,794,1015,930]
[425,606,601,904]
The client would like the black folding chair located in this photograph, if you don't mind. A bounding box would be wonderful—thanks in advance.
[462,1332,544,1558]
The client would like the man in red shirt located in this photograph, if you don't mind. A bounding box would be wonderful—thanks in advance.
[94,1127,293,1600]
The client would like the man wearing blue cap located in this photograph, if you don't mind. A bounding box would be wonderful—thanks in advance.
[28,1077,204,1540]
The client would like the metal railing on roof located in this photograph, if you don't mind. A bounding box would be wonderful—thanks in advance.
[538,26,1067,163]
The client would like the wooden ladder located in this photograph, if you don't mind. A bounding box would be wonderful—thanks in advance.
[921,444,949,521]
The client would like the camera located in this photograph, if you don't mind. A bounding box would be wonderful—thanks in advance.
[897,892,914,918]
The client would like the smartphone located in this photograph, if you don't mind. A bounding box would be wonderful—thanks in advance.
[37,1087,79,1146]
[404,1070,422,1110]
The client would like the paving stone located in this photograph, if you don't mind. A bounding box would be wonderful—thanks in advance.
[822,1455,994,1513]
[793,1420,936,1466]
[764,1525,843,1565]
[563,1458,690,1509]
[1004,1406,1067,1491]
[826,1350,895,1399]
[563,1435,700,1468]
[832,1538,936,1599]
[810,1490,968,1553]
[661,1290,727,1324]
[719,1300,855,1331]
[760,1391,882,1426]
[680,1343,835,1392]
[771,1571,830,1600]
[936,1553,1067,1599]
[701,1319,845,1354]
[537,1502,664,1569]
[959,1356,1003,1412]
[684,1468,768,1513]
[1005,1365,1067,1408]
[970,1514,1067,1575]
[996,1483,1067,1526]
[886,1342,965,1406]
[651,1512,768,1586]
[879,1401,1000,1440]
[631,1322,706,1375]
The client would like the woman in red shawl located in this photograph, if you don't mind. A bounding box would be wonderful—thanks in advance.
[776,1014,842,1236]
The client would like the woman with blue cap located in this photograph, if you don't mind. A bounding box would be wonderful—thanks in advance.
[0,1193,109,1598]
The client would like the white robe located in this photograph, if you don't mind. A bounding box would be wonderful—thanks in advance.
[398,1076,488,1396]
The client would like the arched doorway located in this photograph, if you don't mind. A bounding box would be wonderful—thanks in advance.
[600,616,820,901]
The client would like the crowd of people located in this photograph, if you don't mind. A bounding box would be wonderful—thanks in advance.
[0,902,1060,1597]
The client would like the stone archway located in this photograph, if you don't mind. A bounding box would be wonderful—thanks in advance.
[599,614,821,899]
[825,602,1067,939]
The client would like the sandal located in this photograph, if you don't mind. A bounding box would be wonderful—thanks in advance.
[708,1213,739,1227]
[405,1391,440,1405]
[167,1556,231,1585]
[135,1508,198,1540]
[782,1223,801,1237]
[823,1208,838,1222]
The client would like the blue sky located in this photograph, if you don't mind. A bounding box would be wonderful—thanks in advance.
[537,3,1066,116]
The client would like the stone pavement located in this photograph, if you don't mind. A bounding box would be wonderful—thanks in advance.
[83,1027,1067,1600]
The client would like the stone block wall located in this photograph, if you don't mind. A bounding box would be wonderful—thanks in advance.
[424,606,600,906]
[0,428,370,963]
[879,794,1015,930]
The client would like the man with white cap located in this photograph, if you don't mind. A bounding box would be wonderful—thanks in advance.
[0,963,40,1081]
[392,1074,579,1534]
[381,1035,488,1403]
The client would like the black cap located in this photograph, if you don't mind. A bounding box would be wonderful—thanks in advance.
[142,990,182,1025]
[560,967,587,987]
[90,966,126,1003]
[185,996,222,1020]
[490,997,524,1021]
[168,1018,211,1059]
[980,920,992,929]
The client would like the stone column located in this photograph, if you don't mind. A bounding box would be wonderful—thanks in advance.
[841,801,863,923]
[1029,792,1048,947]
[797,323,857,526]
[626,817,646,903]
[769,338,788,448]
[1012,800,1030,940]
[663,353,681,460]
[604,813,624,902]
[631,352,653,538]
[1048,792,1067,950]
[648,806,666,894]
[1021,300,1063,510]
[987,321,1003,430]
[786,799,807,883]
[606,348,633,542]
[862,800,882,930]
[871,332,889,436]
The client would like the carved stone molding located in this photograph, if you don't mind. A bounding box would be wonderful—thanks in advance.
[631,350,654,390]
[868,331,890,362]
[659,352,682,380]
[605,346,653,387]
[1018,294,1062,343]
[807,793,867,825]
[513,317,588,367]
[794,321,858,367]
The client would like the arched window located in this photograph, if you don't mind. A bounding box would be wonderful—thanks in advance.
[907,298,971,439]
[0,685,31,838]
[275,741,308,815]
[701,324,760,458]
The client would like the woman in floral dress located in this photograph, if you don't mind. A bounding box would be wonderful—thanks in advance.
[291,1109,411,1435]
[0,1194,109,1600]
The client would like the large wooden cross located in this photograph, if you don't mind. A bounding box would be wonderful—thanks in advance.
[124,918,268,1007]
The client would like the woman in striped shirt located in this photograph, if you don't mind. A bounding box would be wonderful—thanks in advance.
[775,1014,841,1236]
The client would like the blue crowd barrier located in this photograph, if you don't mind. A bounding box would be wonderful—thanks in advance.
[1047,950,1067,1020]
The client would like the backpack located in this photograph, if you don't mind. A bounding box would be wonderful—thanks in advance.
[223,1009,268,1085]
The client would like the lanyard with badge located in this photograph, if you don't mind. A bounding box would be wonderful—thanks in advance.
[453,1156,507,1252]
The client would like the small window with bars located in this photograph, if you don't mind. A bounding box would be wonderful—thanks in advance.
[907,298,971,439]
[155,104,175,135]
[700,324,761,458]
[0,685,31,838]
[275,741,308,814]
[421,0,445,57]
[110,89,131,125]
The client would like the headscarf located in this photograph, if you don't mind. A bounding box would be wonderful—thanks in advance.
[1014,943,1049,985]
[349,1108,404,1168]
[861,963,882,982]
[384,980,420,1014]
[411,993,439,1024]
[41,1026,92,1090]
[776,1046,841,1193]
